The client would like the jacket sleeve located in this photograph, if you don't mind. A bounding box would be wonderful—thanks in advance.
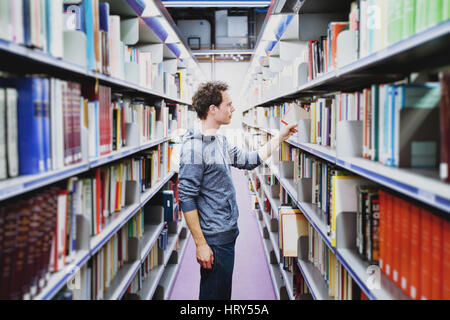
[178,140,204,213]
[224,136,262,170]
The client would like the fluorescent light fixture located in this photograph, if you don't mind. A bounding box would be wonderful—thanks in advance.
[142,0,161,17]
[162,1,271,8]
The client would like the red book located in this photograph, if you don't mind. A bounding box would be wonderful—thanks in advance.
[431,214,443,300]
[392,196,402,285]
[409,205,421,300]
[0,202,19,299]
[70,82,82,164]
[420,209,433,300]
[400,199,411,294]
[11,198,33,299]
[384,193,393,279]
[330,22,348,69]
[379,191,386,273]
[62,82,73,165]
[443,219,450,299]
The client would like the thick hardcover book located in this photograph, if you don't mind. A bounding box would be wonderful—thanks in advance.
[41,78,51,171]
[400,198,411,294]
[6,88,19,178]
[16,77,46,175]
[0,89,6,180]
[431,214,443,300]
[420,209,433,300]
[409,205,421,299]
[62,81,73,165]
[70,82,82,163]
[0,203,19,299]
[443,219,450,299]
[440,71,450,182]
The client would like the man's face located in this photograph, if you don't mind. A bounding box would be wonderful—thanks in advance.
[213,91,235,125]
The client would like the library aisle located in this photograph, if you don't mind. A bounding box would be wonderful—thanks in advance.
[169,167,276,300]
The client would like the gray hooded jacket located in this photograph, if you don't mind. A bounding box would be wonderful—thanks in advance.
[178,128,262,245]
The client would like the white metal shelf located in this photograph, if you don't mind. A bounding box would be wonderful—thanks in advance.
[296,258,332,300]
[0,135,178,203]
[254,207,282,300]
[0,39,191,106]
[243,20,450,111]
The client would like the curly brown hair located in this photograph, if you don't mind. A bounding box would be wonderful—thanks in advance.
[192,81,229,120]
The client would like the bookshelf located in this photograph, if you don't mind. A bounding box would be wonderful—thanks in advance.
[0,0,201,301]
[242,0,450,300]
[248,173,286,300]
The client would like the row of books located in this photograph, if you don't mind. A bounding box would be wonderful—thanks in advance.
[0,75,188,181]
[307,221,364,300]
[303,0,450,79]
[293,263,311,299]
[0,1,193,100]
[277,205,366,300]
[0,152,179,300]
[249,72,449,181]
[378,191,450,300]
[123,242,160,297]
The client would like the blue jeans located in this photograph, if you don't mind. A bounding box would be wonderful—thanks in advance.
[199,240,236,300]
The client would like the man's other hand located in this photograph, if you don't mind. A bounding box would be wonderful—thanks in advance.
[197,243,214,269]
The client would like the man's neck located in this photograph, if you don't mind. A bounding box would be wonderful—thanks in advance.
[201,118,221,136]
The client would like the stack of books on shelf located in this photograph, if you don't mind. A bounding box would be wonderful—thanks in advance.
[0,0,194,101]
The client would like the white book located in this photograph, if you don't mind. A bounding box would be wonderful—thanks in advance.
[5,89,18,176]
[109,16,121,78]
[0,89,7,180]
[104,168,110,218]
[0,0,12,41]
[47,0,64,58]
[51,79,65,170]
[11,0,24,44]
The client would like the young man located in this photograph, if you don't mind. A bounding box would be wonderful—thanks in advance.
[178,81,297,300]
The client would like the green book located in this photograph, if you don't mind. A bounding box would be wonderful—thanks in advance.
[387,0,404,45]
[403,0,417,39]
[444,0,450,20]
[416,0,429,31]
[428,0,444,27]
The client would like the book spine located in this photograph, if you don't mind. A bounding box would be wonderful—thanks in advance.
[0,203,18,299]
[409,205,421,299]
[443,219,450,299]
[71,82,82,163]
[420,209,433,300]
[0,89,6,180]
[400,199,410,294]
[6,88,19,178]
[17,77,46,175]
[431,214,443,300]
[41,78,51,171]
[440,71,450,182]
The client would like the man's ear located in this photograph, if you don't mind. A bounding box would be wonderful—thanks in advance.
[208,104,216,115]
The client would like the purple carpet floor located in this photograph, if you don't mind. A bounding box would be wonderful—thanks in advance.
[168,167,276,300]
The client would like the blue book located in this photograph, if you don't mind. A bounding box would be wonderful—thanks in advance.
[16,77,46,175]
[41,78,51,171]
[84,0,96,71]
[23,0,31,46]
[162,190,174,222]
[99,2,109,32]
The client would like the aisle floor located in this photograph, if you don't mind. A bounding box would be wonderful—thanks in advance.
[168,167,276,300]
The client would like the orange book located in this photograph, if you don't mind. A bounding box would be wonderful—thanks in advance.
[409,205,421,300]
[392,196,401,284]
[431,214,443,300]
[443,219,450,299]
[400,199,411,294]
[420,209,433,300]
[330,22,348,69]
[379,191,385,273]
[385,193,393,279]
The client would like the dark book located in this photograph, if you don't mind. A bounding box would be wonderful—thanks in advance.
[440,71,450,182]
[368,191,380,265]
